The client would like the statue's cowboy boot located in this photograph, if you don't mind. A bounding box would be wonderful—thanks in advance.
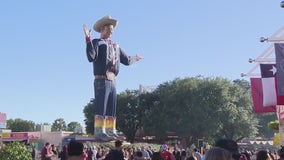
[105,116,125,141]
[94,115,112,141]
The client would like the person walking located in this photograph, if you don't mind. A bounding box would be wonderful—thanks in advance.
[41,142,52,160]
[105,140,124,160]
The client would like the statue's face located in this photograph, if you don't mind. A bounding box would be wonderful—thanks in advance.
[101,24,114,39]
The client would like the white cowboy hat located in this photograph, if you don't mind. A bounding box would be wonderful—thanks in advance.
[93,15,118,33]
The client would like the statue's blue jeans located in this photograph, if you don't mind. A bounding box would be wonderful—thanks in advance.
[94,78,117,117]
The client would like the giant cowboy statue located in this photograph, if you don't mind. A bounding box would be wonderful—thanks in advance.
[83,15,143,141]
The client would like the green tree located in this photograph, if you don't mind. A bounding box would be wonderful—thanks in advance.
[83,99,95,134]
[256,113,277,137]
[217,79,258,140]
[6,118,35,132]
[67,121,82,132]
[116,90,148,143]
[6,119,13,129]
[142,77,258,143]
[0,141,32,160]
[51,118,67,131]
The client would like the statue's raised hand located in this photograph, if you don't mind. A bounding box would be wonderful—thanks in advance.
[83,24,91,38]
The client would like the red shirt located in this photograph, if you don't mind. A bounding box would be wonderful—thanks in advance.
[81,151,88,160]
[161,151,173,160]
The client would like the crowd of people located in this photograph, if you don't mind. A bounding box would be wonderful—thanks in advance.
[40,142,59,160]
[39,138,284,160]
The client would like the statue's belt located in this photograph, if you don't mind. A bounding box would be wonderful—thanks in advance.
[95,72,116,81]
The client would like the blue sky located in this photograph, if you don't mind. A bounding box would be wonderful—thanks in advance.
[1,1,283,127]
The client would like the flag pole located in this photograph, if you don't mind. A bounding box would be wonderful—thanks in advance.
[260,37,284,42]
[280,121,283,147]
[279,105,283,147]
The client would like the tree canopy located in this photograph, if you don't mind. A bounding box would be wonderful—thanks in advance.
[0,142,32,160]
[137,77,258,143]
[51,118,67,131]
[6,118,35,132]
[67,121,82,132]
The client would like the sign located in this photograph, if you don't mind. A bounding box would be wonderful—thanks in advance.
[1,132,28,141]
[198,139,204,148]
[273,133,284,146]
[0,112,7,129]
[2,133,11,139]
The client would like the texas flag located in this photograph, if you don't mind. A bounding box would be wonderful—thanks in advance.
[275,43,284,96]
[250,78,276,113]
[260,63,284,106]
[260,64,277,106]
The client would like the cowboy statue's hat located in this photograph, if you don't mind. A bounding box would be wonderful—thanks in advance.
[93,15,118,33]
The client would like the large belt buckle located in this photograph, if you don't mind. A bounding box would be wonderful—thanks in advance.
[106,72,116,81]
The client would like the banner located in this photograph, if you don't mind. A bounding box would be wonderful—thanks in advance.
[0,112,7,129]
[1,132,28,141]
[275,43,284,95]
[260,64,277,106]
[250,78,276,113]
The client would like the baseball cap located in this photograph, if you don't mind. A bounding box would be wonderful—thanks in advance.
[160,144,168,151]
